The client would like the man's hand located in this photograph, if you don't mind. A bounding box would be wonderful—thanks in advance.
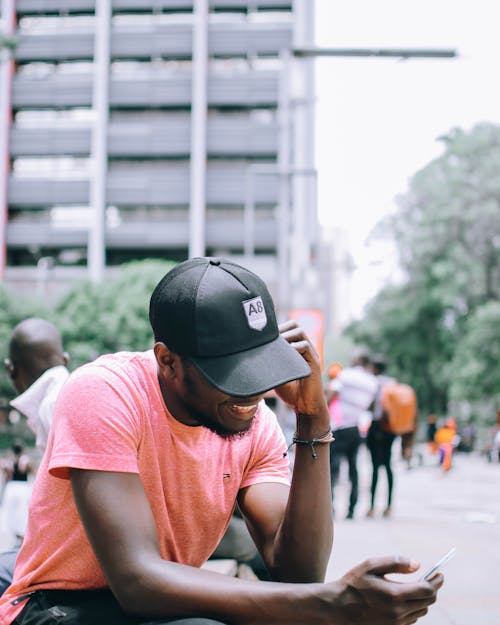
[274,321,327,419]
[328,555,443,625]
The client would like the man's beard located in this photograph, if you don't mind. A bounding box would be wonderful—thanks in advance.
[191,409,255,440]
[180,360,256,439]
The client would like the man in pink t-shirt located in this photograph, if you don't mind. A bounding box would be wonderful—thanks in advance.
[0,258,443,625]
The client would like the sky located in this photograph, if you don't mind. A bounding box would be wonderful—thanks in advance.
[313,0,500,318]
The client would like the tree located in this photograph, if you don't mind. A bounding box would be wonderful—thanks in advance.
[448,301,500,405]
[389,123,500,312]
[0,259,176,402]
[347,283,452,415]
[54,259,176,370]
[346,123,500,416]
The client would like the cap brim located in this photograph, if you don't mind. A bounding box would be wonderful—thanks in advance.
[189,335,311,398]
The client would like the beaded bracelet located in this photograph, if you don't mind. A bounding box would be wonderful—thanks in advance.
[285,428,335,460]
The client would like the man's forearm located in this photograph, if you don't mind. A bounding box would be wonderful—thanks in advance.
[271,411,333,582]
[117,554,442,625]
[116,556,330,624]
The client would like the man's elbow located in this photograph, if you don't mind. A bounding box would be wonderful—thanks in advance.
[107,570,147,615]
[106,562,166,616]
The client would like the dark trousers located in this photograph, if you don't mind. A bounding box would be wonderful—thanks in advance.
[366,420,396,508]
[13,589,228,625]
[210,514,271,580]
[329,426,361,516]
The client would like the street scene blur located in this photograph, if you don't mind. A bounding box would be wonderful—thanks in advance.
[0,1,499,624]
[327,444,500,625]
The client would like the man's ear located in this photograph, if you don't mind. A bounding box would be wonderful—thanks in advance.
[62,352,70,367]
[153,342,176,378]
[3,358,16,381]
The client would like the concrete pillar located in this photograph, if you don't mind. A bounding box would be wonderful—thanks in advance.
[277,48,292,319]
[0,0,15,280]
[189,0,209,258]
[88,0,111,282]
[291,0,317,289]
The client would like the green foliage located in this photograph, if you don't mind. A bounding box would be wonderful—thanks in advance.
[0,259,176,401]
[389,123,500,308]
[54,259,176,370]
[347,284,452,415]
[448,302,500,403]
[0,35,18,51]
[53,280,104,367]
[346,123,500,417]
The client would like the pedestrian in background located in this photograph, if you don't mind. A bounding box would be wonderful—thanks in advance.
[325,362,343,430]
[488,412,500,463]
[426,415,438,455]
[329,350,378,519]
[0,440,32,547]
[435,418,458,472]
[365,355,396,519]
[5,318,70,455]
[0,318,69,593]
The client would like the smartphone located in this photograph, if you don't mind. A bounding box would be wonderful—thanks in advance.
[421,547,457,581]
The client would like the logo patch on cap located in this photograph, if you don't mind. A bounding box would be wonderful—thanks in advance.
[242,296,267,331]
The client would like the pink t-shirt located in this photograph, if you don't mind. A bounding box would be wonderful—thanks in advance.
[0,351,290,624]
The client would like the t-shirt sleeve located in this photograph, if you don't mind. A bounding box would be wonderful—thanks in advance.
[48,365,142,480]
[240,402,291,489]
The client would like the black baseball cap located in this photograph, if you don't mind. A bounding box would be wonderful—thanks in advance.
[149,257,311,397]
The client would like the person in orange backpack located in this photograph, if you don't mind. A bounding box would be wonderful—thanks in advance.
[330,351,378,520]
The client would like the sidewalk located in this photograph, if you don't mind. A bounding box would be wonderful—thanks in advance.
[326,444,500,625]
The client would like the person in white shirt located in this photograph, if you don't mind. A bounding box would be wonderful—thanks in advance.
[329,350,378,519]
[5,318,69,453]
[0,318,69,593]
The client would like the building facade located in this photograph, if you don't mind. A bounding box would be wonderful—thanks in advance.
[0,0,322,319]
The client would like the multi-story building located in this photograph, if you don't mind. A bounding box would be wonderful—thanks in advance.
[0,0,323,320]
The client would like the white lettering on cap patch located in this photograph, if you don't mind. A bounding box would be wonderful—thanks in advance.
[242,296,267,331]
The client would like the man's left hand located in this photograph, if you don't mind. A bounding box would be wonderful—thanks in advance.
[274,321,328,420]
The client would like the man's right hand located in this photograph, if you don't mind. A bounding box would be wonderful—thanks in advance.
[323,556,443,625]
[238,555,443,625]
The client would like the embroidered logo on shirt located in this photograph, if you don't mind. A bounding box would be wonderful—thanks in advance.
[223,473,231,480]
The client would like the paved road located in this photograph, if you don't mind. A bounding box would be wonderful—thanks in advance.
[326,443,500,625]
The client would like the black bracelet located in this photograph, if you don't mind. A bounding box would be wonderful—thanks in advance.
[284,428,335,460]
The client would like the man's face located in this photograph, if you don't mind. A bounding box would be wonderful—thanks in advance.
[167,356,265,439]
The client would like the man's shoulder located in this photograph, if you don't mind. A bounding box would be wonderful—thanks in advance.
[64,351,157,397]
[75,350,154,377]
